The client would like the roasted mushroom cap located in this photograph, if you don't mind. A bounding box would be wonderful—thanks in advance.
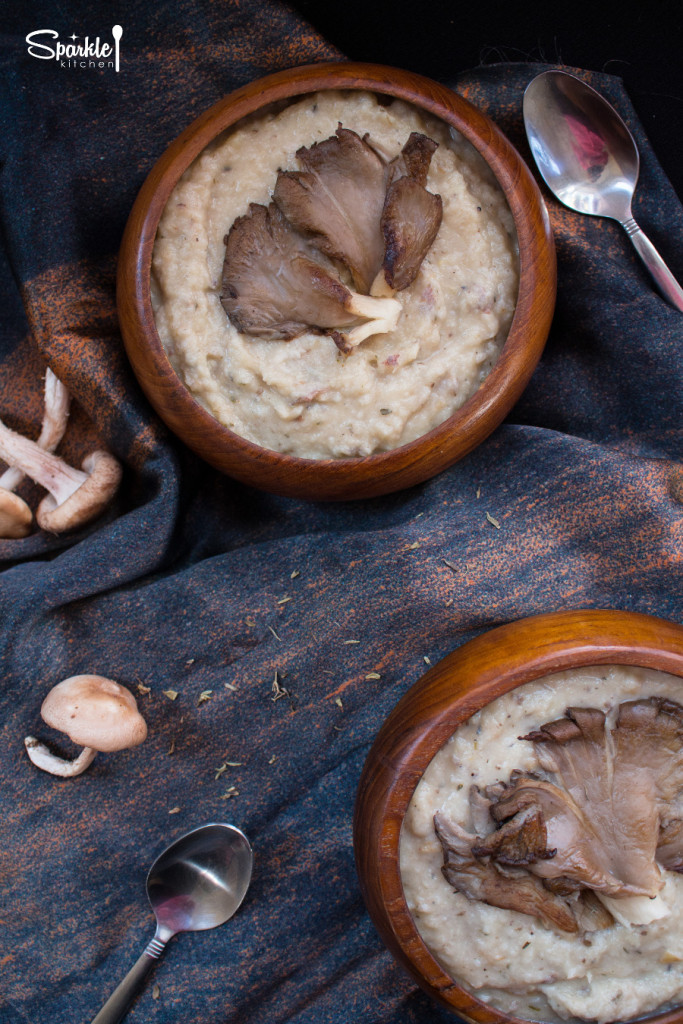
[381,177,443,292]
[25,675,148,777]
[274,127,442,297]
[434,696,683,933]
[434,811,579,933]
[221,202,400,352]
[273,126,388,295]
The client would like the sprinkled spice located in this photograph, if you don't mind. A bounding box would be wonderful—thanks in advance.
[268,625,282,641]
[152,984,161,1000]
[365,672,381,680]
[335,697,343,709]
[442,558,458,571]
[277,596,292,606]
[271,672,289,701]
[197,689,213,705]
[408,541,420,550]
[163,689,178,701]
[290,570,300,579]
[136,682,151,695]
[168,807,181,815]
[485,511,501,529]
[168,737,176,755]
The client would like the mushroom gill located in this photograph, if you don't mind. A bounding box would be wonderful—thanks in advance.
[273,126,442,298]
[433,696,683,934]
[434,811,579,933]
[381,176,443,292]
[220,202,400,352]
[273,126,388,295]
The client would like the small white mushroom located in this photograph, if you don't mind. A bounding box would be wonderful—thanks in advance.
[25,675,148,777]
[0,367,71,493]
[0,416,121,533]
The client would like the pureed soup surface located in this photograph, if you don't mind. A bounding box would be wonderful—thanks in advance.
[151,91,519,459]
[400,665,683,1023]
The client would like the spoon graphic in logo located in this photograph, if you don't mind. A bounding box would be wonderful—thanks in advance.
[112,24,122,72]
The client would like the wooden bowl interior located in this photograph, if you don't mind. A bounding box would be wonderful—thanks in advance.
[353,609,683,1024]
[118,62,556,499]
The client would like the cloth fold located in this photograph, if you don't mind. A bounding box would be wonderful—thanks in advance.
[1,3,682,1022]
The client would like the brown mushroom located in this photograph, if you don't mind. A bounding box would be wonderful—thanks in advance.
[0,416,121,533]
[380,176,443,292]
[274,126,442,297]
[0,487,33,538]
[434,811,579,933]
[221,202,400,352]
[273,126,388,294]
[24,675,147,777]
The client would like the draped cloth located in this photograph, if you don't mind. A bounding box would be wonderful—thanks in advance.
[1,2,682,1021]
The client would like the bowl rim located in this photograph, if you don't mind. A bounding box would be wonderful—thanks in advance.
[353,608,683,1024]
[117,60,556,499]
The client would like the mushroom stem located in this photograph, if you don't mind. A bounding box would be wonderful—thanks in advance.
[0,368,71,492]
[24,736,97,777]
[0,417,88,504]
[334,293,402,352]
[596,892,670,927]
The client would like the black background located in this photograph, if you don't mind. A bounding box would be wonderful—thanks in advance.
[289,0,683,202]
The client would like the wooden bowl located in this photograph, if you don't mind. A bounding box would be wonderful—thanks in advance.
[354,609,683,1024]
[118,62,556,500]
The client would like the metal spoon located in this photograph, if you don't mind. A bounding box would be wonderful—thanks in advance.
[90,822,253,1024]
[523,69,683,311]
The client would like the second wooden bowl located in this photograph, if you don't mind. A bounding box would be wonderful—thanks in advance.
[118,62,556,500]
[354,609,683,1024]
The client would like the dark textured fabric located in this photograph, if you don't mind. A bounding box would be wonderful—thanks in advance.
[1,2,682,1022]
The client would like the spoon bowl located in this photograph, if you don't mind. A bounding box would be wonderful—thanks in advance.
[91,822,253,1024]
[148,822,253,937]
[523,69,683,310]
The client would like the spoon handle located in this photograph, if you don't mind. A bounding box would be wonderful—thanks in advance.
[622,218,683,312]
[89,935,167,1024]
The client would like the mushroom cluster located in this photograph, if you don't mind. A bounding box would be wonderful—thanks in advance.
[0,368,121,536]
[435,697,683,933]
[221,126,443,353]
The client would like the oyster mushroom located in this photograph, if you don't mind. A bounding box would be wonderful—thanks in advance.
[221,202,401,353]
[0,415,121,533]
[434,811,579,933]
[380,176,443,292]
[273,126,388,294]
[274,126,442,297]
[24,675,147,777]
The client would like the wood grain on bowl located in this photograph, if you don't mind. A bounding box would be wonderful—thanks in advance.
[118,62,556,500]
[353,609,683,1024]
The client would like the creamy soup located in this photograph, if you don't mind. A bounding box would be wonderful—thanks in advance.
[400,665,683,1023]
[152,91,518,459]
